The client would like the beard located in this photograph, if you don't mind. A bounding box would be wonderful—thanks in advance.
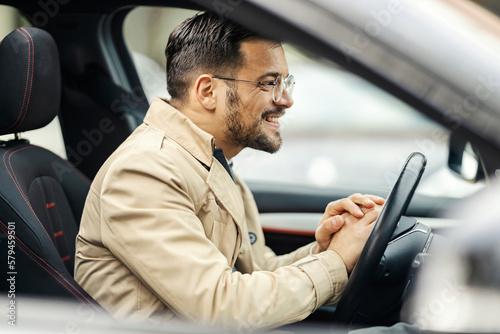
[223,85,283,154]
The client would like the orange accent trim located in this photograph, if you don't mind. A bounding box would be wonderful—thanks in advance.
[46,202,55,208]
[61,256,71,262]
[54,231,63,238]
[262,227,315,237]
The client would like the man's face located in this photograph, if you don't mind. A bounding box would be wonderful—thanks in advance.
[221,39,294,154]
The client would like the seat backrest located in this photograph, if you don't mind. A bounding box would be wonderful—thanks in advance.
[0,27,101,311]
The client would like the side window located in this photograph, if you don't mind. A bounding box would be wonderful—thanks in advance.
[233,46,484,198]
[124,7,484,199]
[0,5,67,159]
[123,7,199,103]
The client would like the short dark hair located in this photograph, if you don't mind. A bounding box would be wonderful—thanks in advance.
[165,11,260,103]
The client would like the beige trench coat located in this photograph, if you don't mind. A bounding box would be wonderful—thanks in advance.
[74,98,348,331]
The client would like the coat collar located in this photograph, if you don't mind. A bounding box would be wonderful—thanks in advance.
[143,98,245,225]
[143,98,215,168]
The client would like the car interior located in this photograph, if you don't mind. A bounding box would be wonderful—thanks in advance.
[0,0,499,332]
[0,26,102,312]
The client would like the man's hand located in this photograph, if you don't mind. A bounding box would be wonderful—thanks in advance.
[312,194,385,254]
[329,205,382,273]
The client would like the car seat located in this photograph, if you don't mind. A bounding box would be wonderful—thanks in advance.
[0,27,102,312]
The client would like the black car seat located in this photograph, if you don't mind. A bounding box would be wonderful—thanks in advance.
[0,27,102,312]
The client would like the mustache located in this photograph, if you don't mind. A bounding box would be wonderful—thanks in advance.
[262,108,285,118]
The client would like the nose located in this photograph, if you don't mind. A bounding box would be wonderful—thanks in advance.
[275,88,294,109]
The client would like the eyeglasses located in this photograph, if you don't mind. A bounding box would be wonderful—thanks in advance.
[212,74,295,103]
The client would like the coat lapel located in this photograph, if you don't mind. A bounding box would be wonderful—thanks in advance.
[207,159,245,228]
[207,159,246,267]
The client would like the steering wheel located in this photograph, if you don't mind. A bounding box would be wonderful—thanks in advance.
[332,152,427,326]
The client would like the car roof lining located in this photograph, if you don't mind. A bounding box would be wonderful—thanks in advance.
[0,0,203,14]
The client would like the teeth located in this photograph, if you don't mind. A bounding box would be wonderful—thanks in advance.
[266,116,279,123]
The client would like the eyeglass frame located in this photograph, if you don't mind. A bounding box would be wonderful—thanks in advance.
[211,74,295,103]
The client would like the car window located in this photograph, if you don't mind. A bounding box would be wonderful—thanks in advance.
[123,6,485,200]
[0,5,67,160]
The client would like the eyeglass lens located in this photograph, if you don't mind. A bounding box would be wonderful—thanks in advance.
[273,75,295,102]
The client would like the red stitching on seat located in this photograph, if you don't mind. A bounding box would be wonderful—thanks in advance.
[1,148,99,312]
[0,28,33,132]
[0,221,101,312]
[46,202,56,208]
[61,255,71,262]
[3,145,51,239]
[1,152,100,312]
[54,231,63,238]
[14,27,35,132]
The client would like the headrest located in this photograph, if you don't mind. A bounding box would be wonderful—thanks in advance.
[0,27,61,135]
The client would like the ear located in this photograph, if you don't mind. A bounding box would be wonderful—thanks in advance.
[194,74,217,111]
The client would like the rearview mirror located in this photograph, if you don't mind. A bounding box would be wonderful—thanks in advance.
[448,133,485,182]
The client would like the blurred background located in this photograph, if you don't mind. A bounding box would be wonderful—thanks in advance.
[0,1,496,198]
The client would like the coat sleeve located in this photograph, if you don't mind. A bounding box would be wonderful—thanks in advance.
[260,243,315,271]
[235,177,321,272]
[100,148,348,331]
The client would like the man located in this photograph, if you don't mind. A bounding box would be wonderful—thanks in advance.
[74,11,384,330]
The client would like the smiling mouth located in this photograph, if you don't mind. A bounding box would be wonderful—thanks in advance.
[263,112,284,128]
[265,116,280,125]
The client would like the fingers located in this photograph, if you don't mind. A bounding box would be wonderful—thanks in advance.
[348,193,375,209]
[316,215,344,241]
[372,196,386,205]
[325,194,385,219]
[323,199,361,218]
[338,198,365,218]
[315,215,345,252]
[360,206,382,226]
[342,205,382,226]
[329,205,382,273]
[329,215,344,232]
[348,193,385,209]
